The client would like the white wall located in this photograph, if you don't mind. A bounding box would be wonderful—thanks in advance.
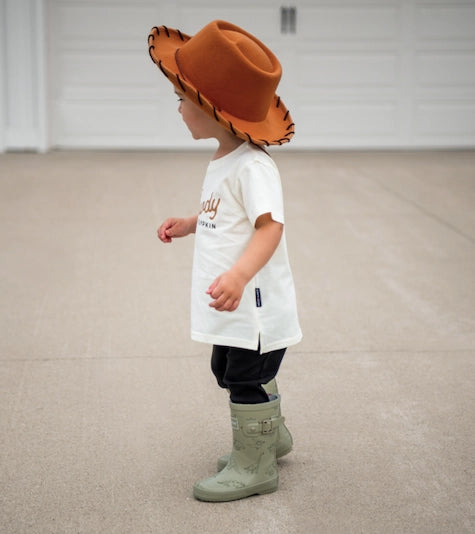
[0,0,47,151]
[1,0,475,151]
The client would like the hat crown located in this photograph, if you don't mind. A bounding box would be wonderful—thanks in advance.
[224,29,274,72]
[176,20,281,122]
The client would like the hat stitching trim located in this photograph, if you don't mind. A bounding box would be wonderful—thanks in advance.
[148,45,156,64]
[176,74,186,92]
[158,59,169,79]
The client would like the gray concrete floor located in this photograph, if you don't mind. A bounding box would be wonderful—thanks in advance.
[1,149,474,533]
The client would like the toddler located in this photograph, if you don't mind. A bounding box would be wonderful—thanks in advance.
[149,20,302,502]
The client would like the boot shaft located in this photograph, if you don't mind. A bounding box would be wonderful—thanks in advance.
[230,395,284,441]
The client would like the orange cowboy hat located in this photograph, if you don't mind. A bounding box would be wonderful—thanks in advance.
[147,20,295,146]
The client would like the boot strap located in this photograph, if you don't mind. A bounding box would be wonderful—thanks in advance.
[244,415,285,436]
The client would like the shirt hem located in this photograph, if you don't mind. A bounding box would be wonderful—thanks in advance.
[260,333,303,353]
[191,331,302,353]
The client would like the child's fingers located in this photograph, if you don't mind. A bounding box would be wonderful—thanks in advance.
[158,219,177,242]
[158,225,171,242]
[209,295,239,312]
[206,277,220,295]
[207,272,242,311]
[207,279,226,307]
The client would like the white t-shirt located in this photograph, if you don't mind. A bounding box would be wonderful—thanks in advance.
[191,142,302,353]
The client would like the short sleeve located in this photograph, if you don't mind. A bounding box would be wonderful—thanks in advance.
[238,158,285,226]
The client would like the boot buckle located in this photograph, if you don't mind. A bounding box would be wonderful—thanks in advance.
[261,418,274,434]
[244,416,284,436]
[245,420,274,435]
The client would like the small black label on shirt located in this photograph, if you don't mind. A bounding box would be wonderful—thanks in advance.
[255,288,262,308]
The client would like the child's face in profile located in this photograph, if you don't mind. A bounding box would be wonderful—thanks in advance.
[175,91,222,141]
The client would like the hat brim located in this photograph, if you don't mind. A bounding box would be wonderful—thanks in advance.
[148,25,295,146]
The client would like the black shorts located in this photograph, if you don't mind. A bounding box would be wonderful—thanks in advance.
[211,344,286,404]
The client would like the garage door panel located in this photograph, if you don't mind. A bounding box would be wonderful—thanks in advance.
[416,5,475,40]
[54,2,157,44]
[298,53,399,87]
[416,52,475,87]
[299,4,400,42]
[56,52,155,94]
[296,101,399,139]
[54,102,159,145]
[415,102,475,137]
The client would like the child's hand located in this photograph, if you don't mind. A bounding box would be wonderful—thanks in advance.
[207,269,247,312]
[157,216,196,243]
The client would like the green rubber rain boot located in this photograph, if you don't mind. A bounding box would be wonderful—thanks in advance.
[216,379,292,471]
[193,396,282,502]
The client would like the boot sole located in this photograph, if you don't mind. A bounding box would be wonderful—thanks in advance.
[193,478,278,502]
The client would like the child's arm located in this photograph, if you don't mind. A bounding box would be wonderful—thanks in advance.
[207,212,283,312]
[157,215,198,243]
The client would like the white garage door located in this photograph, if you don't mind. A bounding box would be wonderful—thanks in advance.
[47,0,475,149]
